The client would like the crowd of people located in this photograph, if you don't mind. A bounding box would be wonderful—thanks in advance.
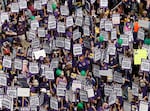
[0,0,150,111]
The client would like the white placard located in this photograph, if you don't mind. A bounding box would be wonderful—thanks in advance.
[44,68,54,80]
[38,27,46,37]
[50,58,59,70]
[73,30,81,41]
[57,87,66,97]
[28,30,36,41]
[113,84,122,96]
[94,48,101,62]
[124,31,133,42]
[29,62,39,74]
[140,59,150,72]
[33,49,46,60]
[1,12,9,23]
[31,20,39,30]
[14,58,22,70]
[113,71,123,84]
[60,5,69,16]
[100,0,108,7]
[112,14,120,24]
[57,22,66,33]
[41,0,47,5]
[17,88,30,97]
[138,28,145,40]
[100,31,108,41]
[139,101,148,111]
[48,15,56,29]
[100,18,106,29]
[31,38,40,48]
[80,90,88,102]
[105,20,113,31]
[19,0,27,9]
[120,34,129,46]
[85,87,94,98]
[65,38,71,50]
[84,16,90,26]
[104,85,113,96]
[50,97,58,110]
[132,83,139,96]
[72,80,82,91]
[75,17,83,27]
[83,39,91,49]
[11,3,19,12]
[73,44,82,56]
[109,92,116,105]
[92,64,100,77]
[121,57,132,69]
[2,95,13,110]
[138,20,150,29]
[83,25,90,36]
[66,16,74,27]
[34,0,42,10]
[107,45,116,55]
[2,56,12,68]
[0,74,7,86]
[7,87,17,98]
[47,1,53,12]
[111,28,117,40]
[56,37,65,48]
[30,95,40,106]
[99,69,113,77]
[76,8,83,17]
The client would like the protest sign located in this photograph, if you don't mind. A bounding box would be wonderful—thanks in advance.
[111,28,117,40]
[19,0,27,9]
[14,58,22,70]
[139,101,148,111]
[100,0,108,7]
[80,90,88,102]
[109,92,116,105]
[113,71,123,84]
[132,83,139,96]
[48,15,56,29]
[17,88,30,97]
[38,27,46,37]
[29,62,39,74]
[73,44,82,56]
[121,57,132,70]
[30,95,40,106]
[56,37,65,48]
[72,80,82,91]
[0,74,7,86]
[66,16,74,27]
[11,3,19,13]
[92,64,100,77]
[7,87,17,98]
[104,85,113,96]
[2,95,13,110]
[140,59,150,72]
[65,38,71,50]
[44,67,54,80]
[34,0,42,10]
[60,5,69,16]
[50,97,58,110]
[2,56,12,68]
[138,28,145,40]
[112,14,120,24]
